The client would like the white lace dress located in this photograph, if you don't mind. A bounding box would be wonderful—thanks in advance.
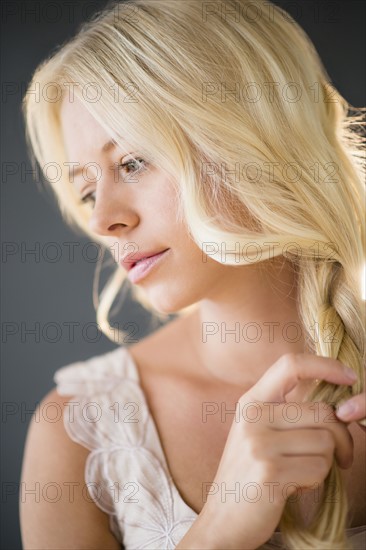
[53,346,366,549]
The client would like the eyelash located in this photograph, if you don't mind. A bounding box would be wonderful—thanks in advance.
[79,158,147,206]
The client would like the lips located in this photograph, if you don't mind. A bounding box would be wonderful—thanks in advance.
[120,249,170,271]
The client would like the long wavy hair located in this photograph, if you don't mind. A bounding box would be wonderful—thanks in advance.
[22,0,365,548]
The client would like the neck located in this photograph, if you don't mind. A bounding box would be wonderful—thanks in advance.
[186,256,312,400]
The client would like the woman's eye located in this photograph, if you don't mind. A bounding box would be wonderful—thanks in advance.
[79,158,148,208]
[118,158,147,175]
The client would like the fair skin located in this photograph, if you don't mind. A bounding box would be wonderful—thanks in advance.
[20,96,365,549]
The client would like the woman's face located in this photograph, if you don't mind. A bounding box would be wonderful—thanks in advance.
[59,96,257,314]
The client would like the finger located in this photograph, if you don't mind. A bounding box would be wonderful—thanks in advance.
[244,353,357,403]
[269,406,354,469]
[272,455,335,494]
[336,393,366,426]
[267,428,335,457]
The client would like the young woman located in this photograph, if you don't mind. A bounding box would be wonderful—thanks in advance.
[19,1,365,548]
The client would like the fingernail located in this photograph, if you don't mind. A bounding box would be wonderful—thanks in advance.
[343,366,357,381]
[337,401,356,418]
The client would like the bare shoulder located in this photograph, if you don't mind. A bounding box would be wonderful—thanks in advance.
[20,387,122,549]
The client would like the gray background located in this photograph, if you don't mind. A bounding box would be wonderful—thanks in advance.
[1,0,365,547]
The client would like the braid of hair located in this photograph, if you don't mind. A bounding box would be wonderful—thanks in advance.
[279,257,365,549]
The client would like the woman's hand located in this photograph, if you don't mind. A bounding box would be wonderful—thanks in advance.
[200,353,356,550]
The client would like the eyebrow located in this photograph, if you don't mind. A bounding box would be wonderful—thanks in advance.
[101,138,117,153]
[70,139,118,180]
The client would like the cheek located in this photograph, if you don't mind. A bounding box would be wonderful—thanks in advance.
[166,218,225,278]
[140,241,231,314]
[166,244,225,289]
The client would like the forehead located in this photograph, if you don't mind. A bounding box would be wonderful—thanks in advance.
[59,96,111,158]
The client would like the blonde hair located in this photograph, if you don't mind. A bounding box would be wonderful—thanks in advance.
[22,0,365,547]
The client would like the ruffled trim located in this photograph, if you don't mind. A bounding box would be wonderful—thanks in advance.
[54,346,138,398]
[53,346,197,549]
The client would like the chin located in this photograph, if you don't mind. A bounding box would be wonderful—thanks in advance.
[141,282,200,316]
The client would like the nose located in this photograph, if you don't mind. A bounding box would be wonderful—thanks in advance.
[88,179,139,238]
